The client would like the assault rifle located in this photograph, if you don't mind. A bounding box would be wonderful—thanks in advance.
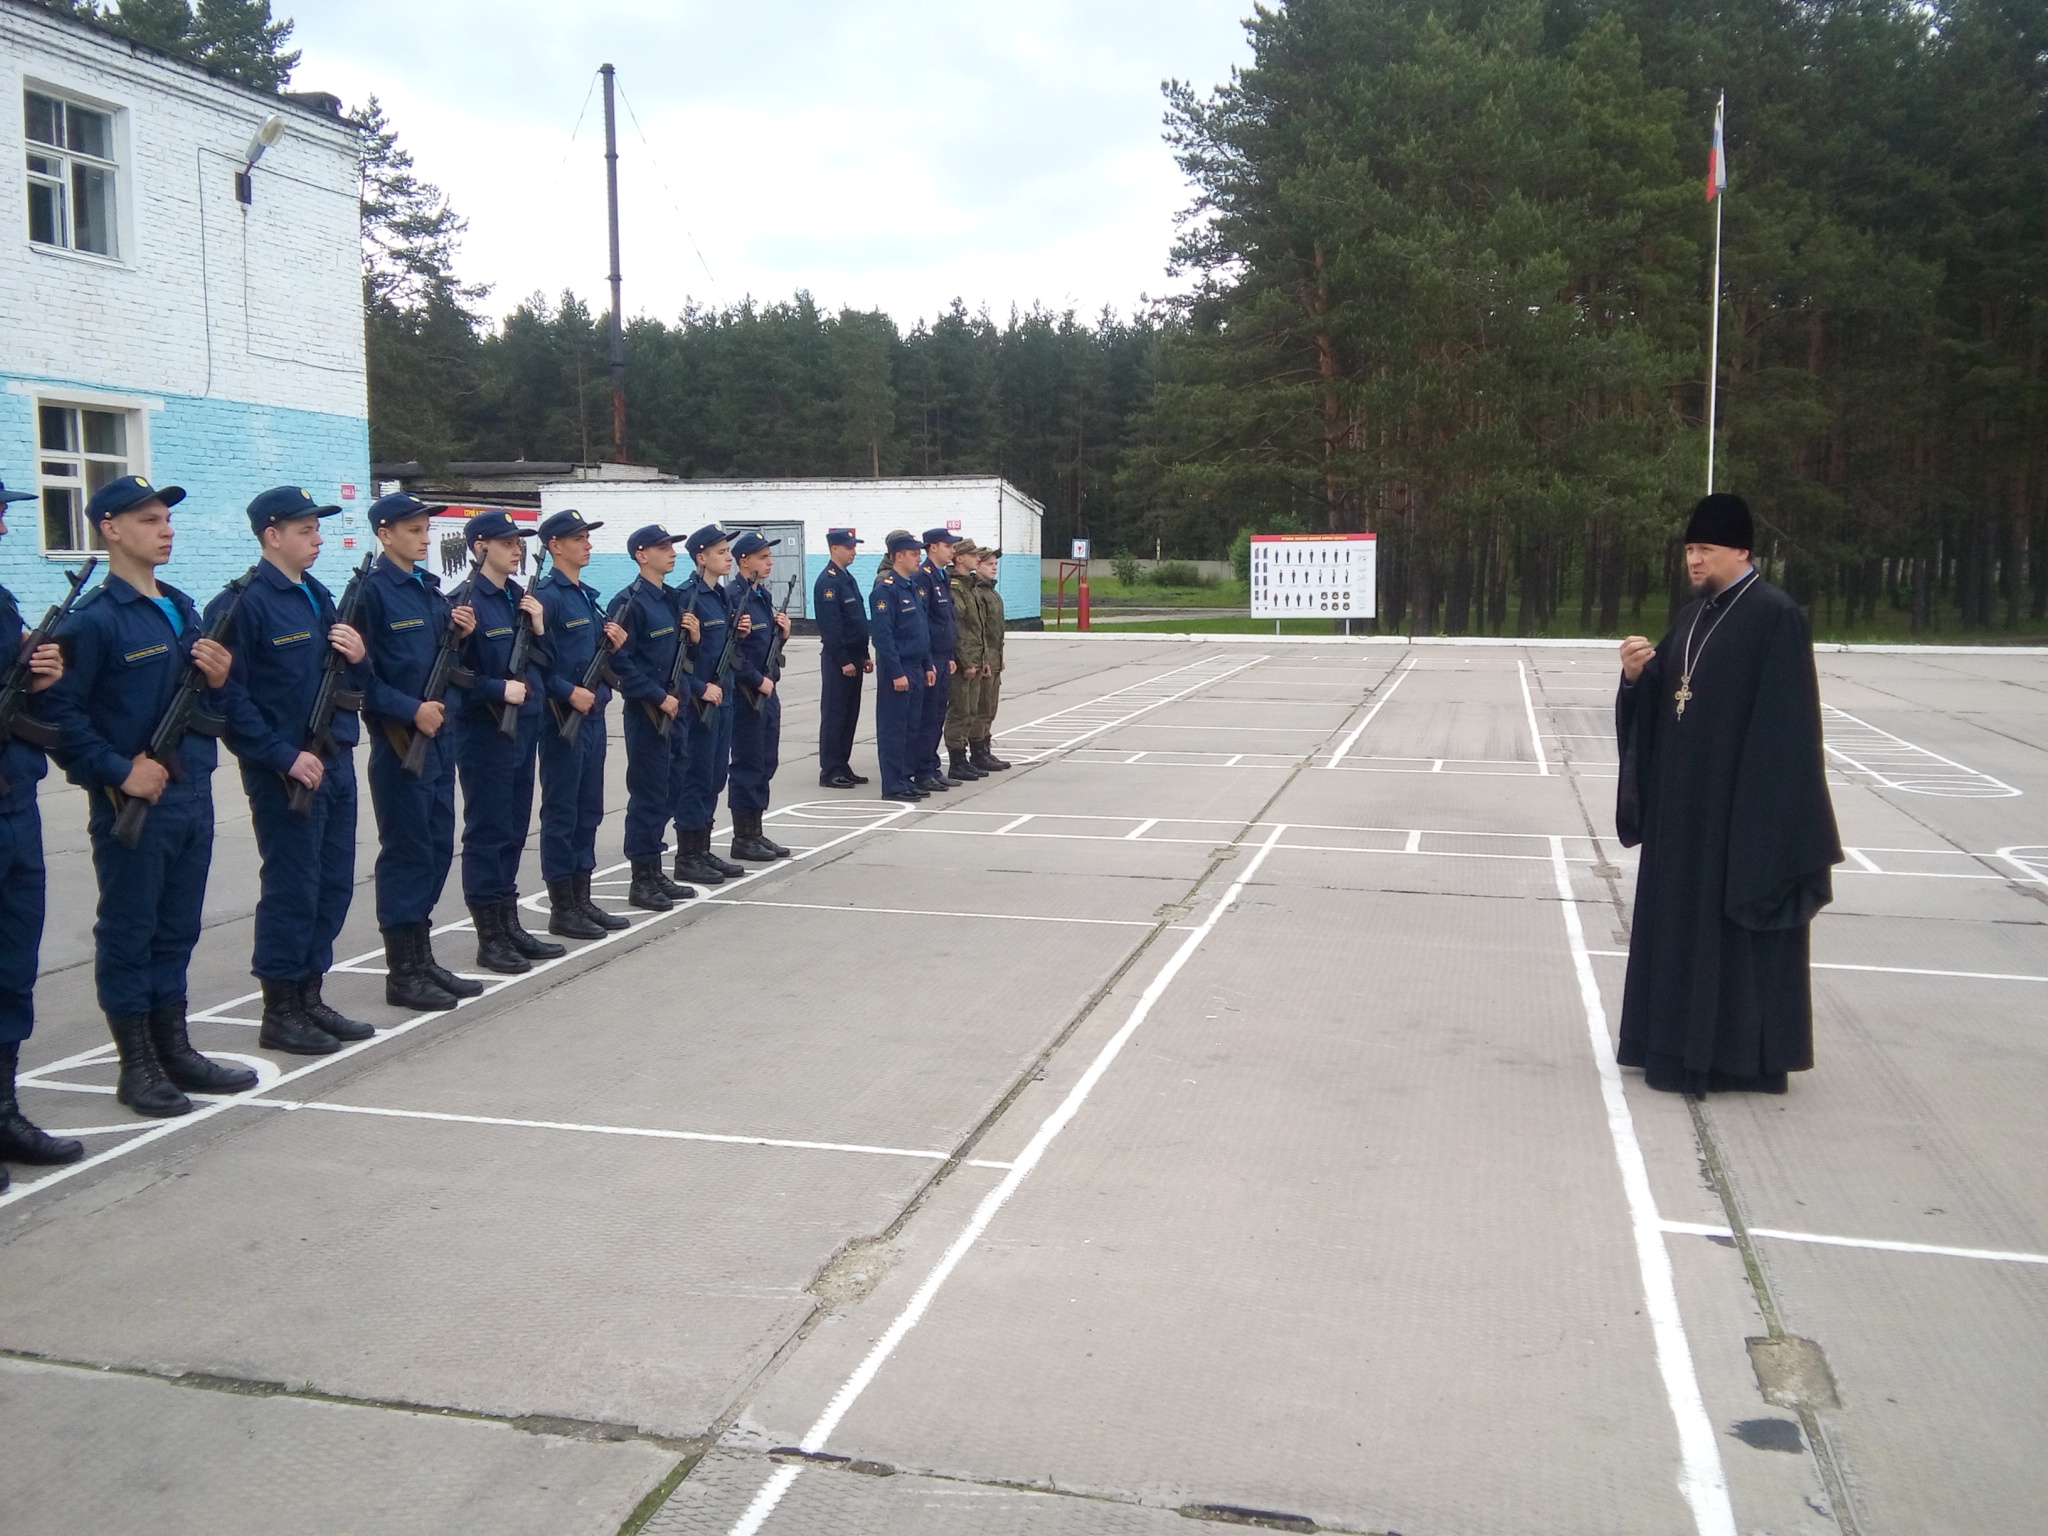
[695,578,750,725]
[111,565,257,849]
[555,587,629,745]
[394,550,481,776]
[740,576,799,712]
[653,578,696,739]
[287,550,374,814]
[495,550,545,738]
[0,557,97,791]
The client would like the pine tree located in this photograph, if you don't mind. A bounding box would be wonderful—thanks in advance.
[47,0,299,91]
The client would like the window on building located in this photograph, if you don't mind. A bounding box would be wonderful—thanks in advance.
[37,403,133,554]
[25,90,119,258]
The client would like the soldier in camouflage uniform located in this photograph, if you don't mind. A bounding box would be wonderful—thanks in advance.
[970,544,1009,770]
[944,541,989,781]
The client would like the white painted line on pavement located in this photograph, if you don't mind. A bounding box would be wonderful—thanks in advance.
[724,822,1293,1536]
[1584,950,2048,984]
[708,898,1155,929]
[1822,704,2020,797]
[1124,819,1159,841]
[1321,655,1415,769]
[1550,838,1734,1536]
[1662,1221,2048,1266]
[1519,660,1551,776]
[992,814,1035,835]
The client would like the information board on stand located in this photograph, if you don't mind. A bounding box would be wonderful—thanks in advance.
[1249,533,1376,619]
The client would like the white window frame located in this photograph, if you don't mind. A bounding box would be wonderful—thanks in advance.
[22,80,127,265]
[32,393,152,559]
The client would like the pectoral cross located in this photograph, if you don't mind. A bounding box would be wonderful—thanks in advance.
[1674,677,1693,720]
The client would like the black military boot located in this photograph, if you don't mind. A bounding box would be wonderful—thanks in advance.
[576,870,631,931]
[0,1042,85,1165]
[673,829,728,887]
[703,829,747,879]
[756,816,792,858]
[628,860,673,911]
[502,895,567,960]
[949,747,986,781]
[655,859,698,901]
[470,903,530,974]
[384,928,459,1012]
[971,738,1011,771]
[299,977,375,1042]
[547,877,607,940]
[105,1011,195,1116]
[729,810,780,863]
[256,979,339,1056]
[419,925,484,998]
[912,771,951,793]
[146,1000,259,1093]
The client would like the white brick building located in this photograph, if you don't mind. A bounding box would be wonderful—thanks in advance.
[0,0,368,608]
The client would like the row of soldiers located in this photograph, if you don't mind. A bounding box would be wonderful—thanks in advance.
[0,472,796,1187]
[813,526,1011,799]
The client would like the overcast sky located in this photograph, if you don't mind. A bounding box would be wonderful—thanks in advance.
[282,0,1255,331]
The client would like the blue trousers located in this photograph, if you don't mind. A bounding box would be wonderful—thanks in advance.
[621,703,690,860]
[729,690,782,812]
[678,696,734,831]
[245,752,357,982]
[367,725,455,932]
[456,707,540,904]
[539,706,608,879]
[87,782,211,1014]
[916,652,955,776]
[817,655,862,775]
[0,803,45,1043]
[874,661,929,796]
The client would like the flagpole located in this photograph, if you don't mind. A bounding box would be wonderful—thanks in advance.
[1705,91,1725,494]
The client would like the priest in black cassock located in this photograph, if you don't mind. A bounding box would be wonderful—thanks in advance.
[1613,493,1843,1093]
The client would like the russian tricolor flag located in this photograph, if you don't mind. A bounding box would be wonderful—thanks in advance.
[1706,93,1727,201]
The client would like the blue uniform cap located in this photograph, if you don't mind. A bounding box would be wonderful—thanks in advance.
[731,531,780,558]
[684,523,731,558]
[464,509,535,544]
[538,508,604,543]
[368,491,441,528]
[885,531,925,555]
[626,523,676,556]
[825,527,861,548]
[88,474,186,519]
[248,484,341,533]
[922,528,961,548]
[0,478,34,506]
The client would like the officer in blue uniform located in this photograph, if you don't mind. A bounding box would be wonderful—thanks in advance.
[726,531,792,861]
[453,511,563,973]
[534,507,632,940]
[911,527,962,791]
[813,528,871,788]
[673,524,751,887]
[359,492,482,1012]
[611,524,701,911]
[0,477,85,1181]
[46,475,255,1119]
[869,530,936,801]
[208,486,374,1055]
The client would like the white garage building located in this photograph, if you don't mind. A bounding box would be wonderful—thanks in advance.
[534,476,1043,625]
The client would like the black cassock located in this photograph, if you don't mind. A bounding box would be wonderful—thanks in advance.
[1614,572,1842,1093]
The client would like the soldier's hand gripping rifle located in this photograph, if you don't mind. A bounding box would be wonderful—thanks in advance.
[652,578,696,740]
[740,576,798,712]
[695,579,750,726]
[556,587,630,745]
[395,549,482,776]
[0,556,97,791]
[287,549,374,814]
[495,549,546,738]
[111,565,257,849]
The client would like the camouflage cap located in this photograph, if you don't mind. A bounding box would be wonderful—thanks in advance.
[951,538,982,559]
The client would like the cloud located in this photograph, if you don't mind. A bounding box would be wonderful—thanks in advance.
[284,0,1251,327]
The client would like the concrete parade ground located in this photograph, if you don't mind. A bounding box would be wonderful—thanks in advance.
[1,634,2042,1536]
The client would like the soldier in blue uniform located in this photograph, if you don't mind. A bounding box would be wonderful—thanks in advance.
[869,530,936,801]
[0,477,84,1181]
[813,528,870,788]
[673,524,751,888]
[45,476,256,1118]
[911,527,962,791]
[611,524,700,911]
[534,508,632,940]
[359,492,481,1012]
[726,531,793,861]
[452,512,563,973]
[207,487,374,1055]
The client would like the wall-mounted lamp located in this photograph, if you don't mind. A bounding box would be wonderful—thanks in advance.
[234,114,286,205]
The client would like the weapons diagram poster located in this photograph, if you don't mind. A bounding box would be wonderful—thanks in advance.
[1249,533,1376,617]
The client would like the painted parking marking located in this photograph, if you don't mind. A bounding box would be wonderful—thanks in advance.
[1322,655,1416,768]
[1821,704,2021,797]
[1586,950,2047,984]
[1662,1221,2048,1266]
